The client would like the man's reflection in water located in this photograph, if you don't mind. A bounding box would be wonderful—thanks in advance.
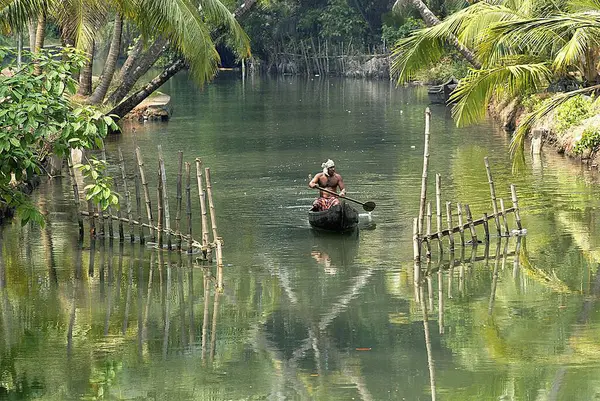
[311,250,337,275]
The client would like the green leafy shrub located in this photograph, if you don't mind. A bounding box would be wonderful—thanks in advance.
[573,127,600,155]
[554,95,595,135]
[0,46,118,225]
[413,55,470,84]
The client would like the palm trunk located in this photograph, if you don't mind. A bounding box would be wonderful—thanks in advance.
[33,12,46,75]
[28,20,36,50]
[87,13,123,105]
[109,0,258,119]
[118,38,143,80]
[408,0,481,69]
[107,37,168,105]
[109,59,186,120]
[77,42,95,96]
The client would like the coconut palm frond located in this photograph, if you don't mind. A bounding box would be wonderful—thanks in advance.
[197,0,250,58]
[390,31,447,84]
[55,0,106,50]
[568,0,600,12]
[452,2,524,48]
[553,27,590,72]
[0,0,47,32]
[450,62,552,127]
[140,0,219,85]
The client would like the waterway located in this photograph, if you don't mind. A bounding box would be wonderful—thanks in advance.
[2,72,600,400]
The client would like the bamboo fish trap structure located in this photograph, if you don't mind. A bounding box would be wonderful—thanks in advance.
[413,108,526,269]
[68,146,223,266]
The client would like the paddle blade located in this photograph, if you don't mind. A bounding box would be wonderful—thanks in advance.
[363,201,376,212]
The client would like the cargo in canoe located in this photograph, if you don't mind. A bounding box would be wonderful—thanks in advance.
[308,201,359,233]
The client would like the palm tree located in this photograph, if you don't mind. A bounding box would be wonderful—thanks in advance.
[391,0,600,156]
[1,0,251,110]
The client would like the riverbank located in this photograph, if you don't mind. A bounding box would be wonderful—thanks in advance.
[490,97,600,169]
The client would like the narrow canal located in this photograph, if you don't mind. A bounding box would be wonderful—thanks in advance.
[1,72,600,400]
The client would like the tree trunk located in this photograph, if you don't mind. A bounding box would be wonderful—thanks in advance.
[107,37,168,105]
[87,13,123,105]
[28,20,36,50]
[118,38,143,80]
[109,59,185,120]
[408,0,481,69]
[33,12,46,75]
[109,0,259,119]
[77,41,95,96]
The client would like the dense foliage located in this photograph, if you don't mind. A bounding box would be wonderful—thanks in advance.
[0,47,117,225]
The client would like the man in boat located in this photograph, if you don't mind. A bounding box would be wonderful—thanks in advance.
[309,159,346,211]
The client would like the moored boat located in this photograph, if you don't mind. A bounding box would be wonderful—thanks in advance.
[308,201,359,233]
[427,76,459,105]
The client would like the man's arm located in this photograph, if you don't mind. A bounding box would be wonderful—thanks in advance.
[309,173,322,188]
[337,174,346,196]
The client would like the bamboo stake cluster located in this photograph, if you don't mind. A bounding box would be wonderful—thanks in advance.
[413,108,525,262]
[69,147,224,265]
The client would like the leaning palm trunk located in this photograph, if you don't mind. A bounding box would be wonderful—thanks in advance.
[87,13,123,105]
[28,20,36,50]
[77,42,94,96]
[109,59,186,120]
[405,0,481,69]
[107,37,168,105]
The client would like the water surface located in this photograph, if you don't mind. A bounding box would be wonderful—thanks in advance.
[2,73,600,400]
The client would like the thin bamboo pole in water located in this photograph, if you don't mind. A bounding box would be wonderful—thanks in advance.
[435,173,443,253]
[418,108,432,242]
[195,159,210,248]
[426,202,432,259]
[118,147,135,242]
[457,203,465,246]
[499,198,510,236]
[157,164,164,248]
[158,146,171,249]
[185,162,193,253]
[511,184,523,230]
[135,147,154,241]
[66,155,84,240]
[446,202,454,250]
[205,168,219,243]
[134,173,144,244]
[484,157,501,235]
[464,204,477,243]
[175,151,184,250]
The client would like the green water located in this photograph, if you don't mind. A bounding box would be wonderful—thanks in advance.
[2,72,600,400]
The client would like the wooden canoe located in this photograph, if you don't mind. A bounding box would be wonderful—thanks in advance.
[308,201,359,233]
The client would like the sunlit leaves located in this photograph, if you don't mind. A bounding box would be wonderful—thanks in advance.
[76,158,119,211]
[0,46,117,225]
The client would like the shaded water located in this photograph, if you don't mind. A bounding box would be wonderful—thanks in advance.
[2,73,600,400]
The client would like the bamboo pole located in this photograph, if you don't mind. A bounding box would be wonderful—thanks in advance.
[413,217,420,262]
[134,172,144,244]
[464,204,477,243]
[135,147,154,240]
[510,184,522,230]
[425,202,432,259]
[205,168,218,243]
[118,147,135,242]
[435,173,442,253]
[100,143,111,239]
[499,198,510,236]
[66,155,84,241]
[176,151,184,250]
[157,164,164,248]
[97,204,105,237]
[418,108,432,237]
[87,199,96,239]
[185,162,193,253]
[195,159,210,248]
[457,203,465,246]
[113,178,125,241]
[482,213,490,242]
[425,208,515,240]
[158,146,172,249]
[446,202,454,250]
[484,157,501,235]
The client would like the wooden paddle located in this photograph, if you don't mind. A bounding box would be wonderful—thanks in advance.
[315,185,376,212]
